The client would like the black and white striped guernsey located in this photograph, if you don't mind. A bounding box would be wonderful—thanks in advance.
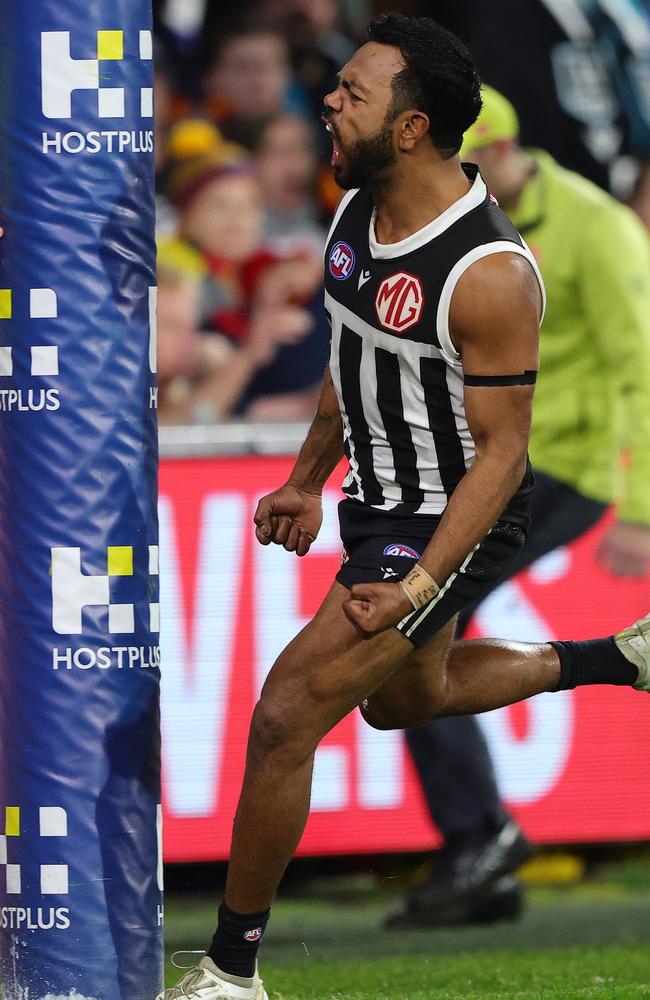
[324,164,545,516]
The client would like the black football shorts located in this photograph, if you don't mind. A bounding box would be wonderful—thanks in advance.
[336,499,528,648]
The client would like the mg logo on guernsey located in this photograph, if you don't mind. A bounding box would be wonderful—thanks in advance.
[51,545,161,671]
[41,29,154,155]
[375,272,424,333]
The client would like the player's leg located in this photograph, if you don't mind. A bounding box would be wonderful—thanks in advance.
[360,518,554,728]
[222,580,409,913]
[205,582,413,977]
[361,510,642,729]
[159,580,414,999]
[361,618,556,728]
[363,618,643,728]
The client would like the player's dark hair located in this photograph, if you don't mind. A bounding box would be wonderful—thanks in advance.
[366,12,482,157]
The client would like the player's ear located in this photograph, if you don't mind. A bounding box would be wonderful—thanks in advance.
[398,110,429,150]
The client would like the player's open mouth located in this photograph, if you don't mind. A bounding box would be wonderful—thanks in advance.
[324,121,341,167]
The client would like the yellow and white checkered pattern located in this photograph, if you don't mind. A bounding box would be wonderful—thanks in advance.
[41,30,153,120]
[0,806,69,896]
[51,544,159,635]
[0,288,60,378]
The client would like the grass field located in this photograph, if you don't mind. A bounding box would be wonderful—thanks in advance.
[164,860,650,999]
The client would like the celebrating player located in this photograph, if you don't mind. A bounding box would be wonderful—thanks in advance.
[158,14,650,1000]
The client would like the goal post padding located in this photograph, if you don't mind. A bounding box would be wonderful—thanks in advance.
[0,1,161,997]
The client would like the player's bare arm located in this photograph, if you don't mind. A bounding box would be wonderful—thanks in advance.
[253,367,344,556]
[420,252,541,575]
[343,253,541,635]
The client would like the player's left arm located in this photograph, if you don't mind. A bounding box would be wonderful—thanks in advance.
[343,253,541,637]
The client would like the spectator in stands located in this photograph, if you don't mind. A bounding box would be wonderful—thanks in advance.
[252,113,327,258]
[201,17,306,149]
[254,0,359,217]
[390,86,650,930]
[158,150,328,420]
[154,41,181,237]
[257,0,357,121]
[154,43,173,176]
[156,265,234,424]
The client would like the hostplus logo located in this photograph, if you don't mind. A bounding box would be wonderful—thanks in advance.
[51,544,161,671]
[0,288,61,412]
[41,29,154,155]
[0,805,71,931]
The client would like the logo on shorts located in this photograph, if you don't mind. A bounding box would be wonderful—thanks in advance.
[375,272,424,333]
[383,543,420,559]
[244,927,263,942]
[329,241,355,280]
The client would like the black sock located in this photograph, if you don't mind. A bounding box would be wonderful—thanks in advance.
[550,637,638,691]
[207,902,270,979]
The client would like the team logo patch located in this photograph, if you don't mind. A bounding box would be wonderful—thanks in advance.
[375,272,424,333]
[329,241,356,280]
[244,927,263,942]
[383,543,420,559]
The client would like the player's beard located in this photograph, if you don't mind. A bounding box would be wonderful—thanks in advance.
[334,116,397,190]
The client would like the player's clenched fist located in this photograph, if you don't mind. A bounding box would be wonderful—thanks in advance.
[253,482,322,557]
[342,582,412,638]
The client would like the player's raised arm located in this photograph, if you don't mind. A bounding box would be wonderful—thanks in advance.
[253,367,345,556]
[414,252,541,585]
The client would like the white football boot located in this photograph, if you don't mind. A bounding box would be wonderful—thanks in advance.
[615,612,650,691]
[155,957,268,1000]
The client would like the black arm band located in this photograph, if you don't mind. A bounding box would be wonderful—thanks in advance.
[464,370,538,387]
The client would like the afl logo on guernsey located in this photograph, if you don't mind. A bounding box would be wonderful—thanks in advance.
[329,241,356,280]
[375,271,424,333]
[383,543,421,559]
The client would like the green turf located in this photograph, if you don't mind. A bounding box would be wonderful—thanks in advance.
[164,880,650,999]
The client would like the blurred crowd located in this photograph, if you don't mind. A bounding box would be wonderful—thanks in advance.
[153,0,650,424]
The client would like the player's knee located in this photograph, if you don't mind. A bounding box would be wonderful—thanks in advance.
[359,697,401,731]
[360,682,449,730]
[426,677,450,719]
[248,695,314,762]
[249,698,293,754]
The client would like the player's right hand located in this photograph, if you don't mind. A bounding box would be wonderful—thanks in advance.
[253,482,323,557]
